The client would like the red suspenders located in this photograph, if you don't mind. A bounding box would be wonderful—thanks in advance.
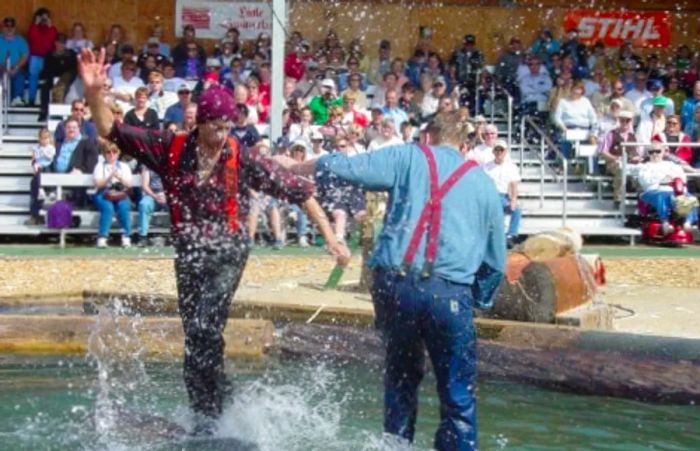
[401,144,478,277]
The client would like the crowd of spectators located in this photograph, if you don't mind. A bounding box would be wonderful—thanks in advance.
[5,7,700,245]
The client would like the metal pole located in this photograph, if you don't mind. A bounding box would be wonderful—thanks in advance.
[507,94,512,147]
[620,148,628,223]
[540,135,545,208]
[519,115,525,176]
[474,68,481,116]
[269,0,287,145]
[489,79,495,123]
[562,159,568,227]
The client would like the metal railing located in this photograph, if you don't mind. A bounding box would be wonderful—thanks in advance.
[617,141,700,223]
[520,115,570,226]
[0,61,9,146]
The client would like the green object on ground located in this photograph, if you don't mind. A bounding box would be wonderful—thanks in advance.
[324,264,345,289]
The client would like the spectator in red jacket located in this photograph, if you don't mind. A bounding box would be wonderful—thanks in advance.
[27,8,58,106]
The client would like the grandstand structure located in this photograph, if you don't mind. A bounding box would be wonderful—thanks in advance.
[0,94,642,243]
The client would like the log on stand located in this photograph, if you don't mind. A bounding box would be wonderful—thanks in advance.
[279,323,700,404]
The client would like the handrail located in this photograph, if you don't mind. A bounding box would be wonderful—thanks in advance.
[0,60,10,145]
[520,115,569,226]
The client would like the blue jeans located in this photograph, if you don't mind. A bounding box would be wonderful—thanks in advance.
[138,194,167,237]
[288,204,308,238]
[9,67,26,101]
[93,192,132,237]
[371,269,478,451]
[27,55,44,104]
[501,194,522,237]
[641,190,699,223]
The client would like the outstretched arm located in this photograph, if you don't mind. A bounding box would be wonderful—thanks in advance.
[303,197,351,266]
[78,47,113,137]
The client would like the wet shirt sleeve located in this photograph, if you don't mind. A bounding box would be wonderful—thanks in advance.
[107,122,173,174]
[316,145,405,191]
[241,147,315,205]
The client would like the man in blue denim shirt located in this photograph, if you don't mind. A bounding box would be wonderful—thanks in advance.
[297,111,506,450]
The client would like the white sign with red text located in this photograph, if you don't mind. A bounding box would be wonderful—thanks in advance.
[564,10,671,48]
[175,0,272,40]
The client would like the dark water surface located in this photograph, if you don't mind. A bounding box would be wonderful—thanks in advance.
[0,354,697,450]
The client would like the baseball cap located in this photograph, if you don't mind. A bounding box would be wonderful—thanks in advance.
[618,110,634,119]
[379,39,391,50]
[493,139,508,150]
[305,59,319,69]
[177,84,191,93]
[464,34,475,44]
[291,139,309,152]
[653,96,667,107]
[3,17,16,27]
[472,114,487,123]
[433,76,446,86]
[310,130,324,141]
[648,79,663,91]
[147,37,160,46]
[321,78,336,90]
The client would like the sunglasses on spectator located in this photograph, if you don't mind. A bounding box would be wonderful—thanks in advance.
[104,149,118,154]
[72,107,85,112]
[620,118,632,122]
[493,148,506,153]
[648,149,663,154]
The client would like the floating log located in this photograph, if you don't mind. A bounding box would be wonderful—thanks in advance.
[279,323,700,404]
[0,315,274,358]
[487,254,598,323]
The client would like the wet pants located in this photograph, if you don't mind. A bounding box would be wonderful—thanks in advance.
[174,233,249,419]
[371,269,478,451]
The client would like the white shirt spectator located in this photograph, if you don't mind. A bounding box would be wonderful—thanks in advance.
[420,92,440,117]
[471,144,495,165]
[66,38,93,53]
[625,88,651,114]
[368,135,402,152]
[149,91,179,120]
[636,114,666,145]
[93,159,133,189]
[519,70,552,105]
[483,159,521,194]
[553,97,598,130]
[638,160,685,193]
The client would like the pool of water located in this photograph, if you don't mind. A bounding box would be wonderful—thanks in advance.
[0,353,698,451]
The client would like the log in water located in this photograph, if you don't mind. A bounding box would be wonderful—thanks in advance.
[280,323,700,404]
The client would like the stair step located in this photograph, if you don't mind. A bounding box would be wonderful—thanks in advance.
[0,160,33,175]
[0,135,38,143]
[0,224,42,236]
[0,176,31,192]
[0,193,31,212]
[3,127,42,137]
[0,142,33,157]
[7,112,42,122]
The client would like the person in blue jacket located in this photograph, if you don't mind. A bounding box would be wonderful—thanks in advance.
[290,110,506,450]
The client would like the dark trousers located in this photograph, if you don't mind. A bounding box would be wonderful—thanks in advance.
[174,233,250,419]
[371,269,478,451]
[30,171,43,216]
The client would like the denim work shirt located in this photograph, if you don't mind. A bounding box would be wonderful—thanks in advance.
[317,143,506,308]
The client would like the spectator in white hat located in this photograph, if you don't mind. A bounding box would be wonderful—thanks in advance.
[483,140,522,248]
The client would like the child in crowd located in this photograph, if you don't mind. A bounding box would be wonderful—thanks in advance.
[32,128,56,174]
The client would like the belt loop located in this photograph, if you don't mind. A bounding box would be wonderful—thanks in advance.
[420,261,433,279]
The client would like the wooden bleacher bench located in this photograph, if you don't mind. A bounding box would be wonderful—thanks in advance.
[39,173,170,248]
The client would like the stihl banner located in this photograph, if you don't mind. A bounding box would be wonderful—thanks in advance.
[564,10,671,47]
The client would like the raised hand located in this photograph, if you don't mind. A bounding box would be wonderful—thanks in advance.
[78,47,109,96]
